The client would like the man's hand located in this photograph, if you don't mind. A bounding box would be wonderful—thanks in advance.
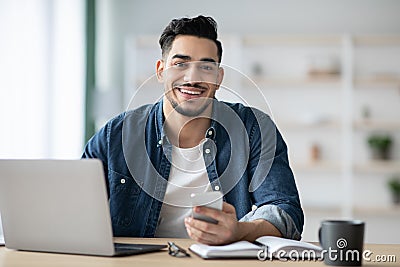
[184,202,242,245]
[184,202,283,245]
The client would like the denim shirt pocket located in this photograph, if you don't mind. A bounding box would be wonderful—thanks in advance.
[108,169,142,228]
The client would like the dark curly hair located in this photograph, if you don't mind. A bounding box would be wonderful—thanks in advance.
[159,15,223,62]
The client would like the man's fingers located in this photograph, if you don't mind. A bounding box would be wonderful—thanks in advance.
[185,216,219,235]
[222,202,236,214]
[186,202,240,245]
[185,218,220,244]
[193,202,236,225]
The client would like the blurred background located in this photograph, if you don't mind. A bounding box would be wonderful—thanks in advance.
[1,0,400,243]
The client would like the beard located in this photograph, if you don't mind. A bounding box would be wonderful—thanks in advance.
[165,90,213,117]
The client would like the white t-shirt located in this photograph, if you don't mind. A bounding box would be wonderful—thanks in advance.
[155,141,211,238]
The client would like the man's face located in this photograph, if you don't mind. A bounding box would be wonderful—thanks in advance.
[156,35,223,117]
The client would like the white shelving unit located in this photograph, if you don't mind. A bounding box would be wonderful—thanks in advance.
[354,161,400,174]
[124,34,400,242]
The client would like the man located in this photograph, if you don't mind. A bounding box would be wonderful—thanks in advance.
[82,15,303,245]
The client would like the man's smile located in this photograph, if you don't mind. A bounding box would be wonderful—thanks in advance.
[174,84,208,99]
[179,88,202,95]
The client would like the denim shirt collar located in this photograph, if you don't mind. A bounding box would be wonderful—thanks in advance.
[154,99,165,146]
[154,98,218,146]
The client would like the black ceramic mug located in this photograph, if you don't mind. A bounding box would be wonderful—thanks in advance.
[319,220,365,266]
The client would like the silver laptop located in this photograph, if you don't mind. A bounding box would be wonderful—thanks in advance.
[0,159,166,256]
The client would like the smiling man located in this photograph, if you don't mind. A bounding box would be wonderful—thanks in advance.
[157,34,223,148]
[82,15,304,245]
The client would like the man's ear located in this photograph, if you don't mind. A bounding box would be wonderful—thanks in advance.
[215,67,224,90]
[156,59,164,82]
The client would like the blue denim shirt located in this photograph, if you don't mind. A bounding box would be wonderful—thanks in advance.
[82,100,304,239]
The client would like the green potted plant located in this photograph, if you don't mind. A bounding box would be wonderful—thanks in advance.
[388,177,400,205]
[367,134,392,160]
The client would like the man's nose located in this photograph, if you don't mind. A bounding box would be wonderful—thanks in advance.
[183,63,201,83]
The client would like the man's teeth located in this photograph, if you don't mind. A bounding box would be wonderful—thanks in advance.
[179,88,202,95]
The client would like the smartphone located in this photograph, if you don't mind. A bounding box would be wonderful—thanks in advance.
[190,191,223,224]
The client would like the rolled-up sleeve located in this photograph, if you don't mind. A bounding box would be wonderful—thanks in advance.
[239,204,302,240]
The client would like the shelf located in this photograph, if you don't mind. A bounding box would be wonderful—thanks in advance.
[242,75,341,88]
[243,35,342,46]
[353,206,400,216]
[354,35,400,46]
[302,205,342,214]
[292,161,342,172]
[354,76,400,88]
[303,205,400,218]
[295,161,399,173]
[353,120,400,131]
[293,157,400,175]
[278,120,341,130]
[353,161,400,174]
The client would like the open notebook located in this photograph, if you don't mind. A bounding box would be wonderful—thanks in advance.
[189,236,322,259]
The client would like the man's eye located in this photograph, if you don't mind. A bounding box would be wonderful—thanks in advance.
[200,63,216,71]
[174,62,188,68]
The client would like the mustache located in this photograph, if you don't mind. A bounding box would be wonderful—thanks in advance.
[174,83,208,90]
